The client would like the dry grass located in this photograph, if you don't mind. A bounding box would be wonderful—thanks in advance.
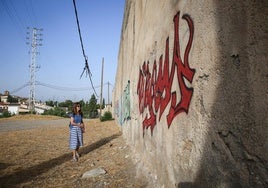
[0,114,63,121]
[0,116,147,187]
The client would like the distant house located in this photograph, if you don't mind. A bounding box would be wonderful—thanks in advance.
[34,103,53,114]
[0,91,9,103]
[8,103,20,115]
[0,90,55,115]
[102,104,113,116]
[0,102,20,115]
[0,102,8,115]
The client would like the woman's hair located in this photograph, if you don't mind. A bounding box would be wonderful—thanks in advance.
[72,102,83,115]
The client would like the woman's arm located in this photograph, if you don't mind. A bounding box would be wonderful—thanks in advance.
[80,117,85,131]
[70,117,82,127]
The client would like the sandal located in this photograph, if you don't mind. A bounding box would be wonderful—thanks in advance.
[76,153,81,158]
[72,156,78,162]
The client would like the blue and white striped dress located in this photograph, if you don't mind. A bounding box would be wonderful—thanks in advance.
[69,114,83,150]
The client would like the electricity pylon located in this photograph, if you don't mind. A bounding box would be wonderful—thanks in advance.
[26,27,43,113]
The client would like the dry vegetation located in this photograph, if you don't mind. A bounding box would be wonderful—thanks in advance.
[0,115,147,187]
[0,114,63,121]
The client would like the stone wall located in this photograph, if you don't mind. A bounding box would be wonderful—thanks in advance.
[113,0,268,187]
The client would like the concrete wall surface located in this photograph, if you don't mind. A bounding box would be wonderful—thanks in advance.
[113,0,268,187]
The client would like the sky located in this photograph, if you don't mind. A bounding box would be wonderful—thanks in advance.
[0,0,125,103]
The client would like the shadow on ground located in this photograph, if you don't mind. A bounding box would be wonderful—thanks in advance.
[0,133,121,187]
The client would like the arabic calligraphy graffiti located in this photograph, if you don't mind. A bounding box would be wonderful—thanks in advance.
[137,12,195,134]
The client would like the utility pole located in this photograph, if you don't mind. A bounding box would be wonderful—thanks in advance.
[108,81,110,105]
[26,27,43,113]
[99,57,104,119]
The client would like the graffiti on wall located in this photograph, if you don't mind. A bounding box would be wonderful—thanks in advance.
[123,80,131,121]
[114,99,122,125]
[115,81,131,125]
[137,12,195,134]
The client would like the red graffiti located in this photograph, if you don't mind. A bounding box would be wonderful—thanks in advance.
[137,12,195,134]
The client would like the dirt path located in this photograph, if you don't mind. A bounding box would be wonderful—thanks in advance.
[0,116,148,187]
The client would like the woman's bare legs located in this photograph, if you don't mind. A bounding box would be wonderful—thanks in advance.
[72,150,77,161]
[75,147,80,158]
[72,147,80,161]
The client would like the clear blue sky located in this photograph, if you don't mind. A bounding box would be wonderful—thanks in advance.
[0,0,125,103]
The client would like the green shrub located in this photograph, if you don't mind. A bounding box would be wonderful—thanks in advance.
[0,111,12,118]
[42,107,67,117]
[100,111,113,122]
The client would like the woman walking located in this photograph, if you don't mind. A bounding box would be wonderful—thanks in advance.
[69,102,85,161]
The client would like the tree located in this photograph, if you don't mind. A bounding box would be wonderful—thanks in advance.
[88,94,98,118]
[102,98,105,109]
[43,107,67,117]
[79,100,85,107]
[46,100,55,107]
[7,95,18,103]
[81,100,90,118]
[58,100,73,112]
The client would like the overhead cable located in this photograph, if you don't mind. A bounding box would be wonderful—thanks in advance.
[10,81,107,93]
[72,0,98,97]
[10,82,30,94]
[0,0,25,38]
[36,81,101,91]
[23,0,37,27]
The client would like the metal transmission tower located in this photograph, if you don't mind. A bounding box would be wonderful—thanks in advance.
[26,27,43,112]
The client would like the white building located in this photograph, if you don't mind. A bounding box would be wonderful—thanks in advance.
[34,102,53,114]
[7,103,20,115]
[0,91,8,103]
[0,102,8,115]
[0,102,20,115]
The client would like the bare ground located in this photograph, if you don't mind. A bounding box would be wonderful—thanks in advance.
[0,115,148,188]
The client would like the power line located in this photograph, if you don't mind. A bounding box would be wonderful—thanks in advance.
[72,0,98,97]
[8,0,27,29]
[0,0,25,38]
[36,81,102,91]
[9,82,95,94]
[23,0,37,27]
[10,81,111,94]
[10,82,30,94]
[9,81,113,102]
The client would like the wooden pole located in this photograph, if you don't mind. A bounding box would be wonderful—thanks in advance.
[100,57,104,120]
[108,82,110,105]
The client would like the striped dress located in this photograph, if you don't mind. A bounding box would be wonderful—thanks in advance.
[69,114,83,150]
